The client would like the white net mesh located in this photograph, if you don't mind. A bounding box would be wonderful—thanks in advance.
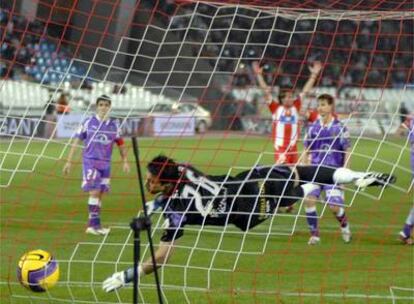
[1,1,413,303]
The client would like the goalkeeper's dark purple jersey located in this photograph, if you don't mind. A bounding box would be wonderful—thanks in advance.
[157,165,299,242]
[304,117,350,168]
[75,115,123,162]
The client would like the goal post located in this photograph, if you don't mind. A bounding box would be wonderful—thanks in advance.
[1,1,413,303]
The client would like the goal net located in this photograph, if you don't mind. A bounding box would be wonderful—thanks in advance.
[1,0,413,303]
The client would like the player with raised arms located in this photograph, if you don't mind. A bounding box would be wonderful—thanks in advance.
[302,94,352,245]
[253,61,322,165]
[63,95,130,235]
[396,112,413,245]
[102,155,395,292]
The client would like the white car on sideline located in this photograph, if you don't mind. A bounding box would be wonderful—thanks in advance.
[149,102,212,133]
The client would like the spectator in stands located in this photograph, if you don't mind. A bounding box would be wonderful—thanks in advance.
[0,61,8,78]
[45,97,56,115]
[40,94,57,138]
[56,93,70,115]
[232,63,254,88]
[113,84,127,94]
[1,4,412,88]
[399,102,409,124]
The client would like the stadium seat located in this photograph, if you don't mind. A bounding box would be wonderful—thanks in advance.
[0,81,49,108]
[314,87,336,97]
[3,79,412,114]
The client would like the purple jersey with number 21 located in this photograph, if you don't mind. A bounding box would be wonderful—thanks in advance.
[76,115,122,192]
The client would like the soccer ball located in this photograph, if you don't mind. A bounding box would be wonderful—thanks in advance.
[17,249,59,292]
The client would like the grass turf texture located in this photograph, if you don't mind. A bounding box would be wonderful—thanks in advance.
[1,136,413,304]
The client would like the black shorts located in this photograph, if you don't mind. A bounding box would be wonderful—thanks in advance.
[229,166,301,231]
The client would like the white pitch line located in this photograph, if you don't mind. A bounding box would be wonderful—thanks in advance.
[2,217,404,229]
[2,281,413,302]
[245,290,414,301]
[3,217,127,226]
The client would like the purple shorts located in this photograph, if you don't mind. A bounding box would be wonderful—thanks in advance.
[308,184,344,206]
[82,158,111,192]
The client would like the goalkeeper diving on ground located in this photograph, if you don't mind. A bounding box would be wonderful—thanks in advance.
[103,154,396,292]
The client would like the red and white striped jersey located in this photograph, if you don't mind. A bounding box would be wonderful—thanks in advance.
[307,109,319,123]
[268,98,301,149]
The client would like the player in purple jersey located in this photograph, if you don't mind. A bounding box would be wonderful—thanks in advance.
[63,95,130,235]
[303,94,352,245]
[102,155,395,292]
[396,113,413,245]
[398,114,414,180]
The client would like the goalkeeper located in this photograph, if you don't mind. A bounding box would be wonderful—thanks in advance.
[103,155,395,292]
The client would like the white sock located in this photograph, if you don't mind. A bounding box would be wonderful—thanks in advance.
[88,197,101,227]
[406,207,414,225]
[305,206,317,213]
[336,207,345,217]
[301,183,319,197]
[333,168,366,184]
[341,224,350,233]
[88,197,100,206]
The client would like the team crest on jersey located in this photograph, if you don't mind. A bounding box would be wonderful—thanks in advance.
[279,114,296,124]
[320,143,332,151]
[92,134,112,145]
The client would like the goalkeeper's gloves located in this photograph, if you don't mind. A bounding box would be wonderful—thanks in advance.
[103,266,145,293]
[102,271,126,293]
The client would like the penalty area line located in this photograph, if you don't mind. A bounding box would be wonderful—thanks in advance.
[2,216,405,229]
[239,289,414,301]
[2,281,413,302]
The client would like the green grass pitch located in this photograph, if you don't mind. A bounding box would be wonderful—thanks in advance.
[1,136,413,304]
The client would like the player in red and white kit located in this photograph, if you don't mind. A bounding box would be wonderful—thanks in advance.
[254,61,322,164]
